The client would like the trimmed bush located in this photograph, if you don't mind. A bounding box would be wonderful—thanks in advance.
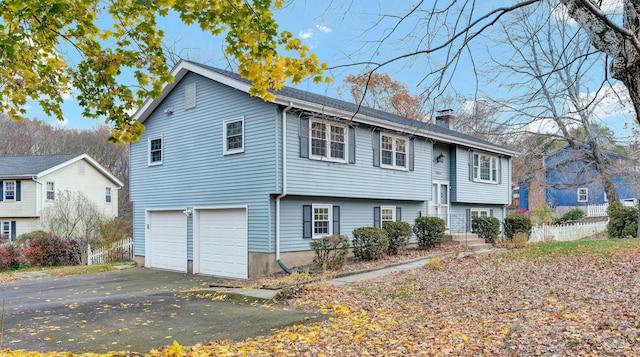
[0,244,25,271]
[472,216,500,243]
[504,214,533,240]
[310,234,350,270]
[14,230,47,248]
[554,208,586,225]
[413,217,445,249]
[607,201,638,238]
[23,233,80,267]
[351,227,389,261]
[383,221,413,255]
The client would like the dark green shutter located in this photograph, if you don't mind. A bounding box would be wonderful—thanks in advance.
[10,221,16,240]
[373,131,380,167]
[15,181,21,201]
[300,118,309,158]
[348,127,356,164]
[0,181,3,201]
[333,206,340,235]
[409,138,415,171]
[303,205,312,239]
[373,206,381,228]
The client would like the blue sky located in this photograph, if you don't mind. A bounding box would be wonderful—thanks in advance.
[23,1,638,142]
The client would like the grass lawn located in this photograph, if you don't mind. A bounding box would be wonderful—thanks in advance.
[2,239,639,356]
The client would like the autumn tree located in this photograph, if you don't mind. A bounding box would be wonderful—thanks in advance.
[340,72,429,121]
[0,0,328,143]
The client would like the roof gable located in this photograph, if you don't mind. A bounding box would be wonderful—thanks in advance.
[133,60,517,157]
[0,154,123,187]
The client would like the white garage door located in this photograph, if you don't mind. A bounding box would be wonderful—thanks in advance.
[147,210,187,272]
[196,208,248,279]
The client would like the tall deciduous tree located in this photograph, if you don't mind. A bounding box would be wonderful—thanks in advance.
[0,0,328,143]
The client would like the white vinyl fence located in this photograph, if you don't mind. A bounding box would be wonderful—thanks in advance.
[587,204,609,217]
[529,220,608,243]
[87,237,133,265]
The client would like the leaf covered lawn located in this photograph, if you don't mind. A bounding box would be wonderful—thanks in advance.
[3,240,640,356]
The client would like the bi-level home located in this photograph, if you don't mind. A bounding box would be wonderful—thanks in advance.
[0,154,123,240]
[130,61,517,279]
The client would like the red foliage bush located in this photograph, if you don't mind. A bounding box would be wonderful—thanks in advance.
[23,233,80,267]
[0,244,25,270]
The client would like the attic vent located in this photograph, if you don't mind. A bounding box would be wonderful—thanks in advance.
[78,163,85,176]
[185,83,196,109]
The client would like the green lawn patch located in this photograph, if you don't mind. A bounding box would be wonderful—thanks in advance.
[497,238,640,259]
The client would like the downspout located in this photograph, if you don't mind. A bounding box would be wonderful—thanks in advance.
[31,176,45,214]
[275,103,293,261]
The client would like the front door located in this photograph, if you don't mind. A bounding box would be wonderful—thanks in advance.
[428,181,449,227]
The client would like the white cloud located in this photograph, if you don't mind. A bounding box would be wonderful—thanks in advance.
[299,30,313,39]
[52,116,69,127]
[315,24,332,33]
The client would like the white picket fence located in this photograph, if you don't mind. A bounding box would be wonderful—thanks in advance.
[87,237,134,265]
[529,220,608,243]
[587,204,609,217]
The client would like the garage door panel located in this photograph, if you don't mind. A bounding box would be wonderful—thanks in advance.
[148,211,187,272]
[197,208,248,279]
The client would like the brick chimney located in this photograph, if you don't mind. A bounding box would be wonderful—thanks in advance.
[435,109,455,129]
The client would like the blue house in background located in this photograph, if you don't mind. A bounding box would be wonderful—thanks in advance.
[129,61,516,279]
[519,144,638,216]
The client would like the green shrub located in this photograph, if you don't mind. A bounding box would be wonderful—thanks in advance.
[504,214,533,240]
[23,233,80,267]
[413,217,445,249]
[383,221,413,255]
[0,244,25,271]
[554,208,586,225]
[351,227,389,261]
[310,234,350,270]
[472,216,500,243]
[607,201,638,238]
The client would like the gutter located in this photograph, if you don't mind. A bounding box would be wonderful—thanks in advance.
[275,103,293,260]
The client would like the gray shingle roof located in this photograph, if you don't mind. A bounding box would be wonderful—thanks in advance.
[196,62,513,154]
[0,154,81,177]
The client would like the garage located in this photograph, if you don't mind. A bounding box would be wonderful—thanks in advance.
[146,210,188,272]
[194,207,248,279]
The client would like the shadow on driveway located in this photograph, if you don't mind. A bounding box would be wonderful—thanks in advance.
[0,268,322,354]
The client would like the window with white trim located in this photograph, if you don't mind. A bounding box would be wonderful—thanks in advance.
[46,181,55,201]
[471,209,490,219]
[473,152,498,183]
[223,117,244,155]
[148,136,163,165]
[3,181,15,201]
[604,192,608,202]
[380,134,407,169]
[381,206,396,224]
[578,188,588,202]
[1,221,11,239]
[313,204,332,237]
[105,187,112,203]
[310,120,347,162]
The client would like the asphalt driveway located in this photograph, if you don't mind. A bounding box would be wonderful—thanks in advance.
[0,268,321,354]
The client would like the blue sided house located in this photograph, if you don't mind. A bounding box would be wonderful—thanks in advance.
[519,144,638,215]
[130,61,517,279]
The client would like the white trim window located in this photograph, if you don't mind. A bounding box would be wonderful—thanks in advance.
[105,187,112,203]
[578,188,588,202]
[381,133,408,169]
[381,206,396,224]
[471,209,490,219]
[148,136,163,165]
[3,181,15,201]
[310,120,347,162]
[313,204,332,237]
[46,181,55,201]
[473,152,498,183]
[1,221,11,239]
[223,117,245,155]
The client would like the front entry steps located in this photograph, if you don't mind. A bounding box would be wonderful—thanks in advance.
[448,233,493,252]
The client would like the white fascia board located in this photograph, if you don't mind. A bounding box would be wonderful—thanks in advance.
[272,95,519,157]
[37,154,124,188]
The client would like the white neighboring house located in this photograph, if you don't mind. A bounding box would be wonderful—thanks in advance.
[0,154,123,240]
